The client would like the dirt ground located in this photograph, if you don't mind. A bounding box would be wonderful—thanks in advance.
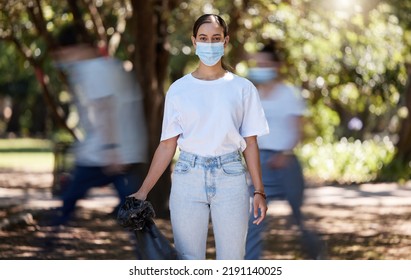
[1,171,411,260]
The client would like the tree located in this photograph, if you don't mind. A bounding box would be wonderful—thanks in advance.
[0,0,77,139]
[127,0,181,217]
[2,0,411,187]
[0,0,180,217]
[378,0,411,179]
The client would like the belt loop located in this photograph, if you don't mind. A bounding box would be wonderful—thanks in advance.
[217,156,222,168]
[191,154,196,167]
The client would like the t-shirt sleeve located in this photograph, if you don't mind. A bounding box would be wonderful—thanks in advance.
[240,84,269,137]
[160,92,182,141]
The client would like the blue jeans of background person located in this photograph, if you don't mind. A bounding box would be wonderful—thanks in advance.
[245,149,322,259]
[170,150,250,260]
[56,163,145,225]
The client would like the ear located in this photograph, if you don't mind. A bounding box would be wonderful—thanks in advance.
[224,36,230,47]
[191,36,197,48]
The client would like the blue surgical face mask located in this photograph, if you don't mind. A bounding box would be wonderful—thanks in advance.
[195,42,225,66]
[247,67,277,84]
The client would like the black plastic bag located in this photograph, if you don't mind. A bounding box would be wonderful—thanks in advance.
[117,197,180,260]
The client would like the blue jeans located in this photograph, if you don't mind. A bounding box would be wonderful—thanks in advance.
[246,150,321,259]
[56,163,145,225]
[169,150,250,260]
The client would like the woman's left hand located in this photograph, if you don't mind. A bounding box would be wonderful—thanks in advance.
[252,194,267,225]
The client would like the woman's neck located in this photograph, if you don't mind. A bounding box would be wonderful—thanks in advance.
[192,63,226,80]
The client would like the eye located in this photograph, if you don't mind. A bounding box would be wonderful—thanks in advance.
[212,37,222,43]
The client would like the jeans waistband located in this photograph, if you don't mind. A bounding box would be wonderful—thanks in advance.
[178,150,242,168]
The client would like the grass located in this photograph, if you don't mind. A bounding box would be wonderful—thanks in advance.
[0,138,54,172]
[0,138,52,151]
[0,153,54,172]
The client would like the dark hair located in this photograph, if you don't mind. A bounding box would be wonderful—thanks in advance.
[260,40,283,62]
[192,14,232,71]
[192,14,228,37]
[56,23,93,47]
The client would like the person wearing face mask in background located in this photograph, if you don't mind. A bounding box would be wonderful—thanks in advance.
[129,14,269,260]
[245,41,325,260]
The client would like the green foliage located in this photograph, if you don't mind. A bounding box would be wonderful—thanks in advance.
[50,129,75,144]
[298,137,396,184]
[378,154,411,183]
[304,99,340,143]
[167,0,409,145]
[1,0,411,180]
[278,1,406,141]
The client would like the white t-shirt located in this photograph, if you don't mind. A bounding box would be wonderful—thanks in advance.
[257,83,306,151]
[62,57,148,165]
[161,72,269,156]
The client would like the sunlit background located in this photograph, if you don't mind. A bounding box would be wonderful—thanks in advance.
[1,0,411,260]
[1,0,410,183]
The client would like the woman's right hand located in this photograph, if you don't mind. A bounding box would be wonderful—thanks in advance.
[127,136,178,202]
[128,190,147,201]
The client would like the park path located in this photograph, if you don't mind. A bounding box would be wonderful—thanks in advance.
[1,171,411,259]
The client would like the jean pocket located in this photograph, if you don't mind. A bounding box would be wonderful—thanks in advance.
[173,160,191,174]
[222,161,246,176]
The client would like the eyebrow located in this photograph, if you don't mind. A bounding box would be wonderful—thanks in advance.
[198,33,222,37]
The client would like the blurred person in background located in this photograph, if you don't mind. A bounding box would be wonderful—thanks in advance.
[51,24,148,226]
[245,41,324,259]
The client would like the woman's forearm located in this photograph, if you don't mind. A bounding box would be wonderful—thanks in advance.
[243,136,264,192]
[244,135,267,224]
[135,136,178,199]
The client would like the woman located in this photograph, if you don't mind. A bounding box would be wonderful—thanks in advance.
[129,14,269,260]
[245,42,323,259]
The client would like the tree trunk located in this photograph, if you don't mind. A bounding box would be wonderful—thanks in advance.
[129,0,179,218]
[379,64,411,181]
[394,64,411,161]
